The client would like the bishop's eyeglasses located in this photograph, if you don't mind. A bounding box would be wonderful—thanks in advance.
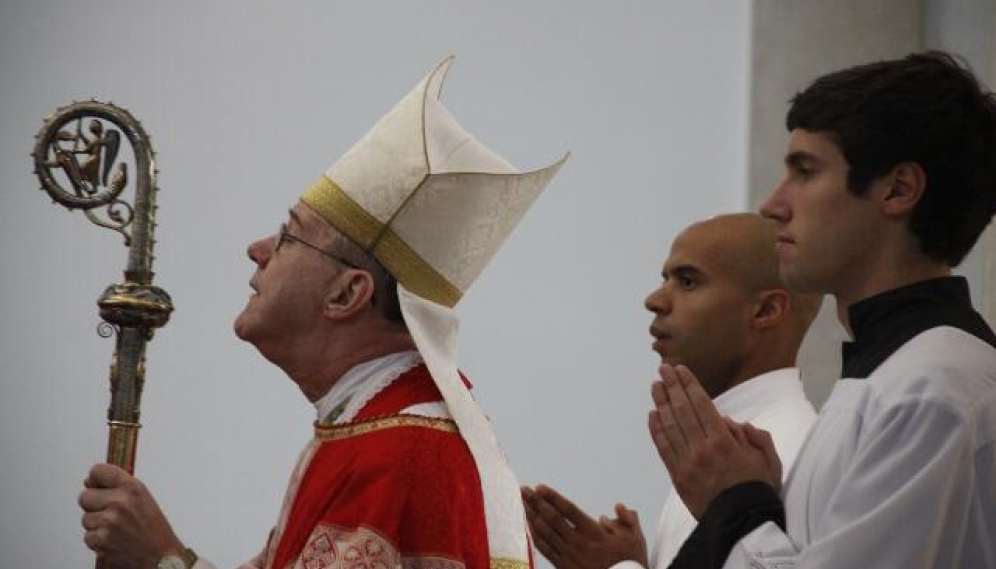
[274,223,360,270]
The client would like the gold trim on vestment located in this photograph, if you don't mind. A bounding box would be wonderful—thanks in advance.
[490,558,529,569]
[314,414,459,441]
[302,176,463,307]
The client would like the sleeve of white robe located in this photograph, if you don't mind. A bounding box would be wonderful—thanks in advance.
[719,393,992,569]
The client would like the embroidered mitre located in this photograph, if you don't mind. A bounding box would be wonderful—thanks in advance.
[302,56,566,307]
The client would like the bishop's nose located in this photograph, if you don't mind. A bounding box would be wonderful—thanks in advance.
[247,235,274,267]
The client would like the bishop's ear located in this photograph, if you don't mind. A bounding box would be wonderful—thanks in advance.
[882,161,927,217]
[752,289,789,330]
[324,270,375,320]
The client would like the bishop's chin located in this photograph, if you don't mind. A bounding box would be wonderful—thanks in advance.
[232,308,257,343]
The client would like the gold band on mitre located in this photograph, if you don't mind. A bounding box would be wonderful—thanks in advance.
[302,176,463,307]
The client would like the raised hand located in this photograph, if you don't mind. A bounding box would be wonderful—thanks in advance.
[648,364,781,519]
[522,484,647,569]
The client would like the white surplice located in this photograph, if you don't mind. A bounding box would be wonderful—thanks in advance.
[722,327,996,568]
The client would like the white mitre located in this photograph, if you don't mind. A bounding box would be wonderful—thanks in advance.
[302,56,567,569]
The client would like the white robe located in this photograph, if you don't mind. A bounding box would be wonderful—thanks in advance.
[612,367,817,569]
[722,327,996,569]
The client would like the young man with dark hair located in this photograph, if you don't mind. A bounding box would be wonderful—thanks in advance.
[649,51,996,568]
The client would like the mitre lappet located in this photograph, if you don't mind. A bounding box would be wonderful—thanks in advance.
[302,56,567,566]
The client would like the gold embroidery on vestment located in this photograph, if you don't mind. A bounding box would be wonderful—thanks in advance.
[490,557,529,569]
[295,523,401,569]
[314,413,459,441]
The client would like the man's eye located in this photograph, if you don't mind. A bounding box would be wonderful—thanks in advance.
[679,276,696,289]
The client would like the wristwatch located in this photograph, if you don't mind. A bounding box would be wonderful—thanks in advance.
[157,547,198,569]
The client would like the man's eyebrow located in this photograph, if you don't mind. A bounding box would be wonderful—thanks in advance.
[287,208,301,227]
[785,151,821,169]
[663,263,702,279]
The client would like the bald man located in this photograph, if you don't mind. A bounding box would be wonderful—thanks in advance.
[522,213,822,569]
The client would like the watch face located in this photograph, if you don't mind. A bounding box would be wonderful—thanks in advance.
[157,554,188,569]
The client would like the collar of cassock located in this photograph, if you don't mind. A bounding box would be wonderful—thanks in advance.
[314,350,423,425]
[841,276,996,379]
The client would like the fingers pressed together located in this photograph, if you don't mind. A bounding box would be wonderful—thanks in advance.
[647,363,782,519]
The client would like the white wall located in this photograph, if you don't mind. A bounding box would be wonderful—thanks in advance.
[0,2,750,567]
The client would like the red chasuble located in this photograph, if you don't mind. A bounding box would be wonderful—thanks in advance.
[266,364,496,569]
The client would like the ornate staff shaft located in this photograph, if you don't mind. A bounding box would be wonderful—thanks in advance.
[32,101,173,475]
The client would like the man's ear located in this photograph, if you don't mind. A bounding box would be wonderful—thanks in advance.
[323,270,375,320]
[881,161,926,218]
[752,289,789,330]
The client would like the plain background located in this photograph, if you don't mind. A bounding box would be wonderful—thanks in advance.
[3,1,756,567]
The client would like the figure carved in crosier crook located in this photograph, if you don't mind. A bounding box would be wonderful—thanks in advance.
[31,101,173,488]
[57,117,125,197]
